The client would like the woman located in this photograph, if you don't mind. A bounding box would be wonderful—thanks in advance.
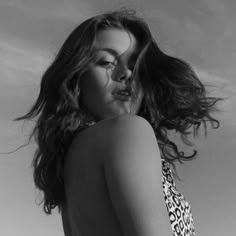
[14,9,222,236]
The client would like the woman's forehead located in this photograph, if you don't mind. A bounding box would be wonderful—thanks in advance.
[94,29,138,57]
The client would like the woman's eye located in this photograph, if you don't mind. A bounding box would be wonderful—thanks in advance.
[98,61,116,68]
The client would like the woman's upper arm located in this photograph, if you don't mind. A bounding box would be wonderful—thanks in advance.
[103,115,172,236]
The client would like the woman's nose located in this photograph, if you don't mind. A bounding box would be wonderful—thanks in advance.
[116,65,133,84]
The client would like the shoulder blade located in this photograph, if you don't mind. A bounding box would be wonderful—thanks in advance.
[103,115,172,236]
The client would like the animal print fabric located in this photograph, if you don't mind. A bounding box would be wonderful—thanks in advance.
[161,158,195,236]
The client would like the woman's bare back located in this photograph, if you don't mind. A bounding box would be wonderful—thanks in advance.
[62,114,173,236]
[62,117,125,236]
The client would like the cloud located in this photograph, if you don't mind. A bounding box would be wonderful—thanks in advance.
[1,0,92,21]
[0,40,51,83]
[146,2,236,83]
[0,40,51,125]
[203,0,229,15]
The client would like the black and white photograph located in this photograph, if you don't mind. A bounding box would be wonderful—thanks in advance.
[0,0,235,235]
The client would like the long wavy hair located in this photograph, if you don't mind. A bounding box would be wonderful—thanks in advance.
[13,9,222,214]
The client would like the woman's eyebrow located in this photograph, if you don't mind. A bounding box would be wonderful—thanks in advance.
[95,48,119,57]
[95,48,139,60]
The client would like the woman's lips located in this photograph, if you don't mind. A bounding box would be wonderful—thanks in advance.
[113,93,131,101]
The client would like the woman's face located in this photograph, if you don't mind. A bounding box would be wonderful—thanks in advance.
[79,28,144,122]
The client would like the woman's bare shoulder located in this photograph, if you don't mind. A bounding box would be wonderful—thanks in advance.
[94,114,155,145]
[76,114,153,140]
[96,114,151,128]
[70,114,155,158]
[99,114,154,134]
[99,114,159,161]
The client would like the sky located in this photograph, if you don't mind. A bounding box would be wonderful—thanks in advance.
[0,0,235,235]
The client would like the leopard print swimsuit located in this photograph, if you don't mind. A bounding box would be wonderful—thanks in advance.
[161,157,195,236]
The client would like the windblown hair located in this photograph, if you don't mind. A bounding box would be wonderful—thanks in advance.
[13,9,222,214]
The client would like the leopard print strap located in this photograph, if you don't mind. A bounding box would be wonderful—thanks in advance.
[161,158,195,236]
